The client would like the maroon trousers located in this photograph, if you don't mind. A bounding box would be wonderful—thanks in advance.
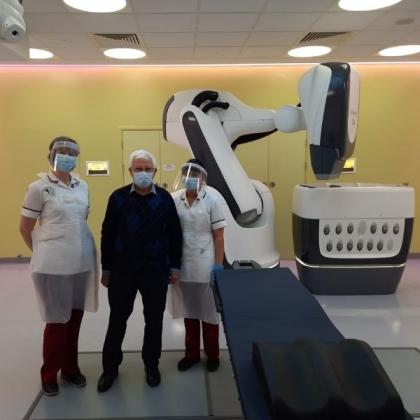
[184,318,219,360]
[41,309,84,384]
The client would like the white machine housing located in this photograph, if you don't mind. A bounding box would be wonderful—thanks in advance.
[293,183,415,294]
[0,0,25,43]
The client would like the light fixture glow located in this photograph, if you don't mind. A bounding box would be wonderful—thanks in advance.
[29,48,54,59]
[103,48,146,60]
[288,46,331,58]
[379,45,420,56]
[338,0,402,11]
[62,0,127,13]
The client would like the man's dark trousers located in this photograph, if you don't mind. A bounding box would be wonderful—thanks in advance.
[102,273,168,375]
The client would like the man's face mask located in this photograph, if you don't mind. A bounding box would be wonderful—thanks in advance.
[133,171,154,188]
[54,153,76,172]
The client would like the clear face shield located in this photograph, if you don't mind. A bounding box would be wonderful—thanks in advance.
[49,141,80,172]
[173,162,207,193]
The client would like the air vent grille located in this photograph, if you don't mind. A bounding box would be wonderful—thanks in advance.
[93,33,141,47]
[300,32,348,43]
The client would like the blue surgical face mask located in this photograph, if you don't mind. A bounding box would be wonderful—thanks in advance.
[133,171,154,188]
[54,153,76,172]
[182,176,200,191]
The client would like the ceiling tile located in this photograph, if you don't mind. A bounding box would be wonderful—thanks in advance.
[341,30,411,46]
[73,13,139,33]
[264,0,336,13]
[148,47,194,58]
[255,13,321,31]
[332,45,385,58]
[400,30,420,43]
[368,11,420,30]
[25,13,83,33]
[30,33,97,48]
[136,13,196,32]
[196,32,248,47]
[311,11,383,32]
[246,31,304,46]
[194,46,241,58]
[240,46,288,58]
[198,13,258,32]
[56,47,104,59]
[199,0,266,13]
[142,32,195,47]
[23,0,68,13]
[130,0,198,13]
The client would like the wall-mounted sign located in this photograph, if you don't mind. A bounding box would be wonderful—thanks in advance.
[86,161,110,176]
[343,157,356,173]
[162,163,176,172]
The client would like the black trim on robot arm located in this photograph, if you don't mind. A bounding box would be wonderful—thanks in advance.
[182,110,241,219]
[231,130,277,151]
[192,90,219,107]
[162,95,174,141]
[202,101,230,114]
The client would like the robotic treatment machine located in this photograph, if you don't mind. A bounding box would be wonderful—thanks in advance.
[163,62,414,295]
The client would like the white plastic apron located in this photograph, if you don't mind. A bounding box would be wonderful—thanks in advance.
[168,191,220,324]
[30,175,98,323]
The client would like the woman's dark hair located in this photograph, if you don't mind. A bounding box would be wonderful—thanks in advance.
[48,136,78,151]
[187,158,206,171]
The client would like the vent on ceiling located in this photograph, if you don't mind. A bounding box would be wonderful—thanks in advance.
[300,32,349,43]
[93,33,141,48]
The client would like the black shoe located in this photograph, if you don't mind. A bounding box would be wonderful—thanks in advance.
[177,357,200,372]
[42,382,59,396]
[97,372,117,393]
[145,367,161,387]
[61,372,86,388]
[206,358,220,372]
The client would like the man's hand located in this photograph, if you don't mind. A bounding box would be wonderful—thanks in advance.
[101,272,110,287]
[169,272,179,284]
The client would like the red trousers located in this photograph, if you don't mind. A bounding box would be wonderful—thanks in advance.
[184,318,219,360]
[41,309,84,384]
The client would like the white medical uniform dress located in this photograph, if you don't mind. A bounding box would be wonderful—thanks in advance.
[168,186,227,325]
[21,172,99,323]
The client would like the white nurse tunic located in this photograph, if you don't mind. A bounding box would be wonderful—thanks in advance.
[168,186,227,324]
[21,172,99,323]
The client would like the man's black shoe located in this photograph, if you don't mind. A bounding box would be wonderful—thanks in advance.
[97,372,117,393]
[177,357,200,372]
[206,358,220,372]
[61,372,86,388]
[42,382,59,396]
[145,367,161,387]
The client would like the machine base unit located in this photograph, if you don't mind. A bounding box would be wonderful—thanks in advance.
[296,260,405,295]
[252,339,405,420]
[292,183,415,295]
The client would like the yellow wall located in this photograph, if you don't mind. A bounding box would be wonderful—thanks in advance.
[0,64,419,259]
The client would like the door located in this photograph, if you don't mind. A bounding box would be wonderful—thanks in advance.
[122,129,191,190]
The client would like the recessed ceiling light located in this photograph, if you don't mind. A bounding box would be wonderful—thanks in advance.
[288,46,331,58]
[338,0,402,11]
[379,45,420,56]
[103,48,146,59]
[62,0,127,13]
[29,48,54,59]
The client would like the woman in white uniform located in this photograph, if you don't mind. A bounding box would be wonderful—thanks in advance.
[169,159,227,372]
[19,137,98,396]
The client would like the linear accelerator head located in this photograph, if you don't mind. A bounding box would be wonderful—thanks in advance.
[303,62,359,180]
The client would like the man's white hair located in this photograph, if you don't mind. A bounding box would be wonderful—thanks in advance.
[128,149,157,169]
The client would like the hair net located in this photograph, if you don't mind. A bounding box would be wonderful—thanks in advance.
[128,149,157,169]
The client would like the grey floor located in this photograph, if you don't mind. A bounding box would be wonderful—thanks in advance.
[1,260,420,420]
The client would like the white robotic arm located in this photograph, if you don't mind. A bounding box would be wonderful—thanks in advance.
[163,62,360,266]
